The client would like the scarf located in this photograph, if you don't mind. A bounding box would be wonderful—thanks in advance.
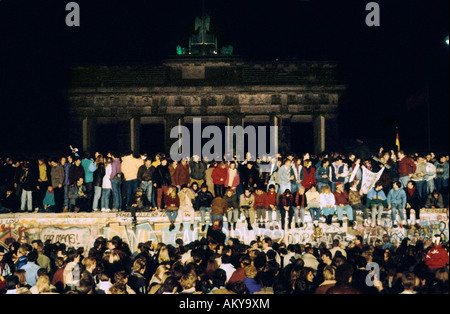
[407,187,415,197]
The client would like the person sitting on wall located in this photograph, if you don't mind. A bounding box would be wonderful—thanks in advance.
[0,186,20,214]
[69,177,89,213]
[425,190,444,209]
[39,186,56,213]
[129,187,146,223]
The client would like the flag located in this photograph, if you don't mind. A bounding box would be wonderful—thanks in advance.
[395,131,400,151]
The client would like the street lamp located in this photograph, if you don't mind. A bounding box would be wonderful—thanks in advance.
[445,35,449,46]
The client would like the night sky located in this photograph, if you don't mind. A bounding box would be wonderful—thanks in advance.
[0,0,448,156]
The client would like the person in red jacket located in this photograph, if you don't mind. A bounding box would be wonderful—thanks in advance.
[173,158,190,189]
[253,186,267,228]
[397,150,417,188]
[302,159,317,190]
[211,162,228,197]
[333,182,354,228]
[266,184,279,230]
[425,235,449,271]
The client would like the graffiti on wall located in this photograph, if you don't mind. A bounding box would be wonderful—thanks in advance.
[41,227,92,248]
[0,208,447,251]
[351,210,449,246]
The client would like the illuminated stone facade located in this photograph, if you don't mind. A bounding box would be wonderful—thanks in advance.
[68,56,346,155]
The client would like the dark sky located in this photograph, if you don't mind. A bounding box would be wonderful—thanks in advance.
[0,0,448,156]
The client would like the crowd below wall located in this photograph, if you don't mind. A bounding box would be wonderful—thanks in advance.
[0,227,448,294]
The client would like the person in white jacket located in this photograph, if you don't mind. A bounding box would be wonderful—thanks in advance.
[320,185,336,225]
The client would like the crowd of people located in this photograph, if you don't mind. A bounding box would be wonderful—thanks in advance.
[0,145,448,295]
[0,229,448,294]
[0,147,448,231]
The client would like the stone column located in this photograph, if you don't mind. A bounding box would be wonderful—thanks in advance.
[270,115,279,157]
[313,114,326,154]
[226,114,244,159]
[164,116,182,156]
[130,117,140,153]
[278,116,291,155]
[116,119,131,154]
[82,117,95,153]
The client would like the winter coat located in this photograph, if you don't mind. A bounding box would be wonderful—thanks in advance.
[302,167,317,190]
[253,191,267,209]
[240,165,260,189]
[291,164,304,184]
[411,162,428,182]
[405,187,421,210]
[294,191,308,208]
[82,158,96,183]
[434,161,449,180]
[63,163,71,186]
[102,164,112,189]
[333,190,349,206]
[278,165,292,187]
[330,163,348,184]
[398,157,416,177]
[110,158,122,181]
[224,168,240,190]
[153,165,171,188]
[173,164,190,187]
[196,190,214,208]
[320,193,336,208]
[239,194,255,209]
[20,167,37,191]
[387,188,407,208]
[366,188,387,208]
[212,165,228,185]
[266,191,279,208]
[425,194,444,208]
[69,165,85,185]
[137,164,155,183]
[43,190,55,207]
[223,193,239,209]
[164,194,180,211]
[349,189,363,206]
[50,163,65,188]
[211,197,229,216]
[315,165,330,185]
[1,192,19,212]
[279,192,294,208]
[189,162,206,180]
[305,190,320,208]
[93,163,105,187]
[178,189,195,208]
